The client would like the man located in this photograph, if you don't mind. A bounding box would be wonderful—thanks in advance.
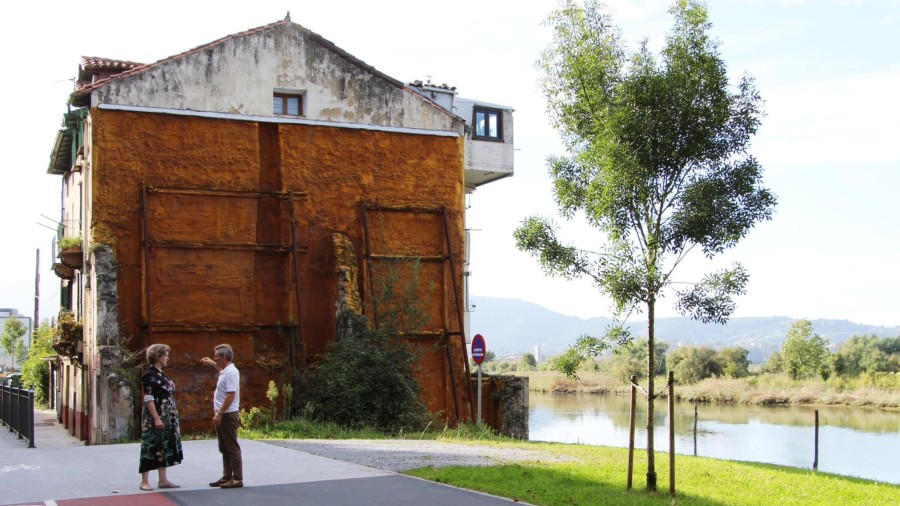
[201,344,243,489]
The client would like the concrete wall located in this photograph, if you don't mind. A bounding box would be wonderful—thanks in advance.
[455,99,515,186]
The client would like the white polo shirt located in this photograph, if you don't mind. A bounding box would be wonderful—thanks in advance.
[214,363,240,414]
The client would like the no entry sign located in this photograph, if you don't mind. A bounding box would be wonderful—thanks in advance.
[471,334,486,365]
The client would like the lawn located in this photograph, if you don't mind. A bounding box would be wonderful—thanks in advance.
[406,441,900,506]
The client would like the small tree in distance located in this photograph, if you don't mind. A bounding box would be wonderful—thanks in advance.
[780,319,830,380]
[2,315,28,369]
[520,352,538,370]
[516,0,776,490]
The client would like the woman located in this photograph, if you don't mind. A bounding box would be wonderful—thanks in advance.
[139,343,183,491]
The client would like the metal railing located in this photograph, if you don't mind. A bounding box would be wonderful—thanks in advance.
[0,384,35,448]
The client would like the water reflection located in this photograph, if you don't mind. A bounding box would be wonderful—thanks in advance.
[529,392,900,485]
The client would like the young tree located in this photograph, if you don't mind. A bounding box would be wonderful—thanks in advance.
[516,0,776,490]
[780,319,830,380]
[761,350,783,374]
[520,352,538,370]
[2,315,28,369]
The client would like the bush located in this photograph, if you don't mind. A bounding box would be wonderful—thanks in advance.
[300,309,427,433]
[21,322,55,407]
[299,257,434,433]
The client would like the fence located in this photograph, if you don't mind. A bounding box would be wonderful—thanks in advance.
[0,384,35,448]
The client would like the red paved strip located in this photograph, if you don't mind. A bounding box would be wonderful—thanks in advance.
[55,492,181,506]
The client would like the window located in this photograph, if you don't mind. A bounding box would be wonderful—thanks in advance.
[273,92,303,116]
[473,107,502,141]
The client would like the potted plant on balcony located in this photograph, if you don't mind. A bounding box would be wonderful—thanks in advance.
[53,310,83,364]
[58,235,83,269]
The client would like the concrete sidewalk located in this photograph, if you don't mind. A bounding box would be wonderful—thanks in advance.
[0,410,523,505]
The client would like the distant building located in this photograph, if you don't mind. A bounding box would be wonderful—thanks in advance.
[534,345,541,363]
[0,308,33,369]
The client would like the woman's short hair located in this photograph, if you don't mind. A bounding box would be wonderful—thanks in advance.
[214,344,233,362]
[146,343,171,365]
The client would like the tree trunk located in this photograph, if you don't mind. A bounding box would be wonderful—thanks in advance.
[646,294,657,491]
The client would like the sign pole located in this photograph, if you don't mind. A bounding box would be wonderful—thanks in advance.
[477,362,482,425]
[471,333,486,426]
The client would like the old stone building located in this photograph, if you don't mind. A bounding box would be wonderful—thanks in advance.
[47,16,514,443]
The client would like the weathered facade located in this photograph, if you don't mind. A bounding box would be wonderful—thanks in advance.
[47,17,514,442]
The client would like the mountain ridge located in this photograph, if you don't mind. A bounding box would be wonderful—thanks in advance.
[468,296,900,363]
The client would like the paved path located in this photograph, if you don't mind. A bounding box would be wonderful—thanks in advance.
[0,410,527,505]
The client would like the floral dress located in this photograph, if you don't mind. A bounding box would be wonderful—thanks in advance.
[138,366,184,473]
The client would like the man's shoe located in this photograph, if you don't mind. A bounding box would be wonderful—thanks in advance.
[220,480,243,489]
[209,478,229,487]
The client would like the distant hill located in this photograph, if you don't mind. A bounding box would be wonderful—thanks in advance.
[468,296,900,363]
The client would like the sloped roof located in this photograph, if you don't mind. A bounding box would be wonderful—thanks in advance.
[70,19,408,108]
[80,56,145,74]
[76,56,145,88]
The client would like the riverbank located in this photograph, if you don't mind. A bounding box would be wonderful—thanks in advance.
[518,371,900,410]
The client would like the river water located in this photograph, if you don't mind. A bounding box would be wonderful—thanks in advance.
[528,391,900,485]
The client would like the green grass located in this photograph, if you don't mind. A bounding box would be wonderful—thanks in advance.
[239,417,511,442]
[406,442,900,506]
[243,418,898,505]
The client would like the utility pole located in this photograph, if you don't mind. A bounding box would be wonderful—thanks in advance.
[33,248,39,346]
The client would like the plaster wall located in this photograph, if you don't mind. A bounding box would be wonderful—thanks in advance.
[93,23,461,134]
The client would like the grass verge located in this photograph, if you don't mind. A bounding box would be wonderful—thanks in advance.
[239,418,511,442]
[242,418,898,505]
[406,441,900,506]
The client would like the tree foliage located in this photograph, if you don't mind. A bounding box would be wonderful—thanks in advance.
[664,344,748,383]
[520,352,537,370]
[21,322,55,406]
[517,0,776,489]
[717,346,750,378]
[833,334,900,377]
[2,315,28,367]
[667,345,720,384]
[780,319,830,380]
[607,339,668,382]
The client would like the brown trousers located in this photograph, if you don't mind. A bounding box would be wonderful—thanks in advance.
[216,411,242,481]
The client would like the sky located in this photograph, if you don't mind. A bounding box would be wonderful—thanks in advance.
[1,0,898,329]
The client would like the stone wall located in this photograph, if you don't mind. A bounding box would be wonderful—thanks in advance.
[471,374,529,439]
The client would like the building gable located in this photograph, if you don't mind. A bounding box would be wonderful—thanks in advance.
[78,20,461,133]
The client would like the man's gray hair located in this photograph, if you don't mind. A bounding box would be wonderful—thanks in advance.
[215,344,234,362]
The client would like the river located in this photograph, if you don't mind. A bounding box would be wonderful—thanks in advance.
[528,391,900,485]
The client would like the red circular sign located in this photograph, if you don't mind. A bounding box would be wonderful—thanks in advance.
[471,334,486,364]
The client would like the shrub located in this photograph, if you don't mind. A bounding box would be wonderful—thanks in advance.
[21,322,55,407]
[299,259,430,433]
[300,310,427,433]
